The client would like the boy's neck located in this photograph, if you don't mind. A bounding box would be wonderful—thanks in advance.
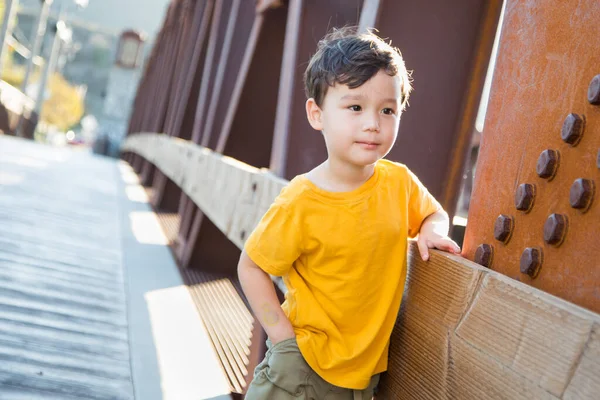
[308,158,377,192]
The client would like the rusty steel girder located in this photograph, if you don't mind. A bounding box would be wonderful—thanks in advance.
[464,0,600,313]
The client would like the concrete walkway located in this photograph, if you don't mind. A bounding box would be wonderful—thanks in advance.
[0,136,231,400]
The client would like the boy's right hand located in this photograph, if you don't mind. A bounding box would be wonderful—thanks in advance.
[269,324,296,345]
[238,250,296,346]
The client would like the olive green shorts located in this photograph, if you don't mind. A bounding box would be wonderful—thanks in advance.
[245,338,380,400]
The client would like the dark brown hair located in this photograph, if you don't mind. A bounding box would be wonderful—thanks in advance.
[304,27,412,109]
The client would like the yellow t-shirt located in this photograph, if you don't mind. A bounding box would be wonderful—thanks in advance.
[244,159,441,389]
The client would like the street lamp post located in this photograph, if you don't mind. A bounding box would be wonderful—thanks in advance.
[34,19,71,116]
[21,0,54,96]
[0,0,19,79]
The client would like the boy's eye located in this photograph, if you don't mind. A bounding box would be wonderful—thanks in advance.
[349,105,362,112]
[382,108,396,115]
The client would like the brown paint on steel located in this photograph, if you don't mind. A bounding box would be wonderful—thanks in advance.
[182,5,288,272]
[176,1,217,257]
[177,0,228,262]
[464,0,600,313]
[202,0,249,150]
[173,0,214,141]
[191,0,229,146]
[215,15,265,154]
[163,0,200,138]
[219,6,288,166]
[151,0,190,210]
[268,0,305,176]
[368,0,503,219]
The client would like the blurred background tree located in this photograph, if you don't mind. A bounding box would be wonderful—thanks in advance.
[0,0,85,132]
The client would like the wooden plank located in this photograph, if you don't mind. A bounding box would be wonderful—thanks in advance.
[380,244,600,399]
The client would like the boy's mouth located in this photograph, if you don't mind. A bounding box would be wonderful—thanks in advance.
[356,141,380,149]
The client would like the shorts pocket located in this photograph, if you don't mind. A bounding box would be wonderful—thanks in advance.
[266,338,311,396]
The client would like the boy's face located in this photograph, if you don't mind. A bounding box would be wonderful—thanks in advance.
[306,69,402,168]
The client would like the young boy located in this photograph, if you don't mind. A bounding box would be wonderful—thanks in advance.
[238,27,461,399]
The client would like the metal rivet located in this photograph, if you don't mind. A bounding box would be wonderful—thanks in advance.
[494,214,514,244]
[588,75,600,105]
[536,149,559,180]
[561,113,584,146]
[515,183,535,212]
[474,244,493,268]
[570,178,594,212]
[520,247,543,278]
[240,230,246,240]
[543,213,567,246]
[251,182,257,192]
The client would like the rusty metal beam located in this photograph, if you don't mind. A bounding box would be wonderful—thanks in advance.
[190,0,228,145]
[464,0,600,313]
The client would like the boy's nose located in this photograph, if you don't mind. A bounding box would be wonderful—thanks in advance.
[363,114,380,132]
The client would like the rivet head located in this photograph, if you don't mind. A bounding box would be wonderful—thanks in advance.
[251,182,257,192]
[561,113,584,146]
[474,244,493,268]
[543,213,567,246]
[536,149,559,179]
[494,214,514,243]
[588,75,600,105]
[240,230,246,240]
[570,178,594,211]
[520,247,543,278]
[515,183,535,212]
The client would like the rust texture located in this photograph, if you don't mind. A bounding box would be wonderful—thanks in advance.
[464,0,600,313]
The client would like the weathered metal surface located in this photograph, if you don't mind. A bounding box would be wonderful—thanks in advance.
[372,0,503,217]
[464,0,600,313]
[0,136,133,399]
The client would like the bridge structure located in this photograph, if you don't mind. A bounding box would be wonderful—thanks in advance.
[0,0,599,399]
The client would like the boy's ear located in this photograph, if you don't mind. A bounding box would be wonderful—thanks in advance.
[305,98,323,131]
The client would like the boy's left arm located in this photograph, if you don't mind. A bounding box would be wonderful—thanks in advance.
[417,209,461,261]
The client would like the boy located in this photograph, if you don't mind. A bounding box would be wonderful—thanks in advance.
[238,27,461,399]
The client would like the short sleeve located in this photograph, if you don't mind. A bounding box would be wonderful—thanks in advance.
[407,169,442,238]
[244,202,303,276]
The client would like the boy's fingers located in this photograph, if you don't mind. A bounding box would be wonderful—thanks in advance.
[432,238,461,254]
[417,238,429,261]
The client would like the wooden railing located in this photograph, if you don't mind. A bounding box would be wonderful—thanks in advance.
[123,133,600,400]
